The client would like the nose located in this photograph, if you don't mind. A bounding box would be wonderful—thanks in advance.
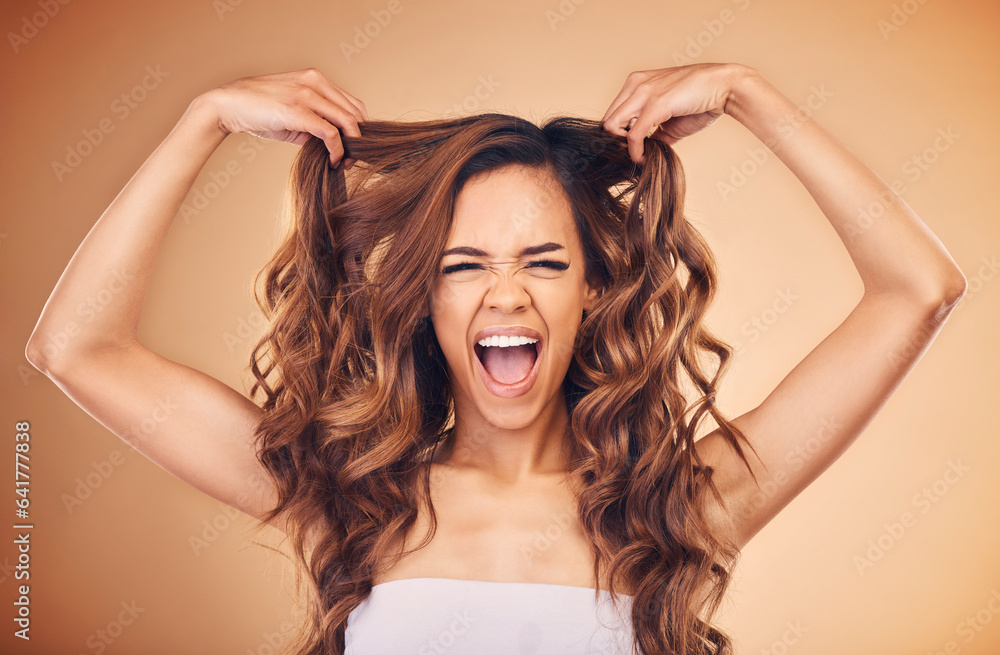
[484,272,530,313]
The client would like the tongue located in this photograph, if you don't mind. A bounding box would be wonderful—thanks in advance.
[482,345,536,385]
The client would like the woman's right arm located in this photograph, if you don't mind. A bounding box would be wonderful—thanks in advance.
[24,69,367,532]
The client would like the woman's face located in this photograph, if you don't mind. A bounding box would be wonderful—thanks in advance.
[429,164,598,430]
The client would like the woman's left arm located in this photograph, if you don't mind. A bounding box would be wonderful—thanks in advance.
[603,63,968,549]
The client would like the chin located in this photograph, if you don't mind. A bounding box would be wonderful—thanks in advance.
[470,375,569,433]
[476,399,545,432]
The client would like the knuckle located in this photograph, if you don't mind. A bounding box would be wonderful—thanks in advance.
[292,85,314,103]
[288,105,313,126]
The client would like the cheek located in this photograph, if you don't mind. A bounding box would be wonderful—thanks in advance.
[429,282,477,357]
[536,290,586,365]
[430,275,486,314]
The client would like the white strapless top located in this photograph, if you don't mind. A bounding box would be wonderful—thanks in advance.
[345,577,638,654]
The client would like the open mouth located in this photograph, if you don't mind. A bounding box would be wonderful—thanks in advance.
[472,333,542,398]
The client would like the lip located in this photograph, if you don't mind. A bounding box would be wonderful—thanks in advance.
[473,325,543,343]
[471,325,544,398]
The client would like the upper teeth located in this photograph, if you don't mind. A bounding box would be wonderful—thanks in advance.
[477,335,538,348]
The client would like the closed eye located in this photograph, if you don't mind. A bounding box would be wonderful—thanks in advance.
[526,260,569,271]
[440,260,570,275]
[441,262,484,274]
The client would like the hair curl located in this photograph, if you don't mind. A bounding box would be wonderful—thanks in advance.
[247,112,756,655]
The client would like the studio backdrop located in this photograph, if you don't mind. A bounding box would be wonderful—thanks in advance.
[1,0,997,653]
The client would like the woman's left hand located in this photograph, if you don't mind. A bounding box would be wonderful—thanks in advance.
[601,62,753,164]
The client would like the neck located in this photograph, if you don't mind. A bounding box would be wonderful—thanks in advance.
[441,389,573,484]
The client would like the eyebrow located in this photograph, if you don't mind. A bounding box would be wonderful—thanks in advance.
[440,242,566,258]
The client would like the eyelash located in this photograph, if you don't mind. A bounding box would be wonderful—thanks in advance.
[441,260,569,274]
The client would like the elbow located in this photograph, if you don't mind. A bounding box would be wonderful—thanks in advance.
[912,269,968,320]
[940,270,968,306]
[24,332,75,378]
[892,263,968,302]
[865,268,968,320]
[925,267,969,311]
[24,335,54,376]
[26,331,132,379]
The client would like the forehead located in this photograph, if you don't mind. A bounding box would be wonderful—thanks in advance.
[447,164,579,253]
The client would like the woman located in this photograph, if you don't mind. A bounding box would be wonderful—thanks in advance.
[26,63,966,654]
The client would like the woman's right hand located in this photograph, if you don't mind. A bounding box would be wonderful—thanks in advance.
[198,68,369,169]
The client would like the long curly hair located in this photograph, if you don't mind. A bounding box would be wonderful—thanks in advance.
[246,112,757,655]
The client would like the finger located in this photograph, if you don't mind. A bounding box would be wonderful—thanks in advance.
[625,113,666,165]
[600,88,631,128]
[600,71,647,126]
[296,89,363,167]
[299,88,362,138]
[306,100,362,168]
[299,69,369,123]
[626,117,650,165]
[319,84,368,124]
[601,109,633,137]
[298,91,364,166]
[291,107,346,166]
[340,91,369,122]
[326,131,346,167]
[601,91,634,131]
[602,92,645,137]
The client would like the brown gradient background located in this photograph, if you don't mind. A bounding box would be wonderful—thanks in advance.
[1,0,997,653]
